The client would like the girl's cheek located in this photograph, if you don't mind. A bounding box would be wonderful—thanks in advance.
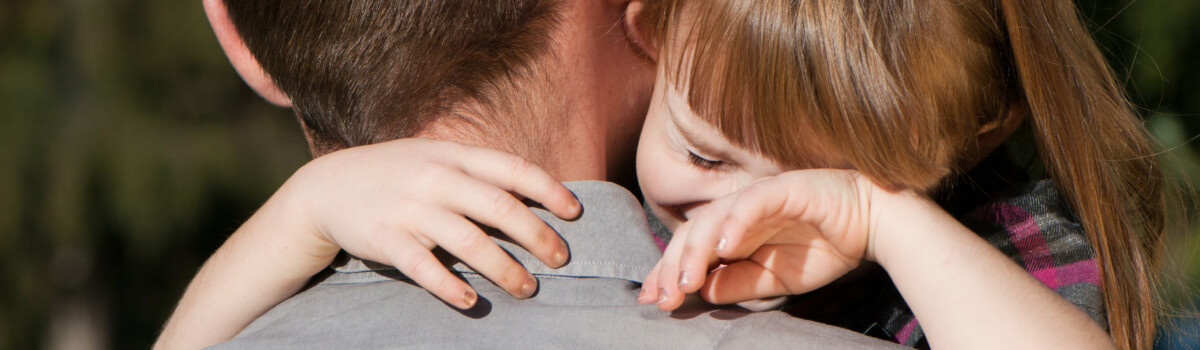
[642,159,717,209]
[638,154,684,205]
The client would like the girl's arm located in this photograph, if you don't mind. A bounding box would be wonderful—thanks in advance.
[154,186,329,350]
[642,169,1114,349]
[154,138,580,349]
[868,190,1113,349]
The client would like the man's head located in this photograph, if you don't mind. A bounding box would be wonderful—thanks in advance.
[205,0,658,182]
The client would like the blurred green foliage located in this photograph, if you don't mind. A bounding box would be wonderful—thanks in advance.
[0,1,1196,349]
[1080,0,1200,313]
[1,1,307,349]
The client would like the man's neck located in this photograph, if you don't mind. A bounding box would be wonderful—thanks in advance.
[415,98,609,183]
[415,0,653,185]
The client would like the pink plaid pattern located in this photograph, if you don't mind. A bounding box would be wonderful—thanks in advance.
[996,202,1102,289]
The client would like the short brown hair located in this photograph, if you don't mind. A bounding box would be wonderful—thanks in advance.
[224,0,562,154]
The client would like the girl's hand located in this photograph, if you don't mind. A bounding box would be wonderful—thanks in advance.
[156,138,579,349]
[640,169,880,311]
[283,138,580,309]
[638,169,1114,349]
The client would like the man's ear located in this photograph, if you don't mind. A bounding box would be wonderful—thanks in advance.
[203,0,291,107]
[621,0,659,63]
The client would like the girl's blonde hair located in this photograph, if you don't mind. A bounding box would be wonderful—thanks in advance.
[647,0,1166,348]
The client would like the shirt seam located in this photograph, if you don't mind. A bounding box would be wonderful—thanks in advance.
[710,314,739,349]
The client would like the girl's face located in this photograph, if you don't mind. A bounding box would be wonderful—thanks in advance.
[636,74,793,231]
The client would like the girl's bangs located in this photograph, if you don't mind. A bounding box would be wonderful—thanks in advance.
[659,0,959,190]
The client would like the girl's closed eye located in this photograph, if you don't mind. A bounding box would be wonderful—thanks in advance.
[687,151,725,170]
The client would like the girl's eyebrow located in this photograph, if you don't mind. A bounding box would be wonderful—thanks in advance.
[663,92,731,158]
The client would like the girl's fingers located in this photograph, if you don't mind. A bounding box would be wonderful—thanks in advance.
[674,198,734,295]
[452,144,581,220]
[654,221,694,311]
[720,171,869,262]
[700,258,791,305]
[702,235,859,305]
[441,173,569,269]
[713,180,798,260]
[735,296,790,312]
[380,232,479,310]
[419,211,540,300]
[638,261,665,304]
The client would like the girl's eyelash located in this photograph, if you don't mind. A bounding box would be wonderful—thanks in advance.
[687,151,724,169]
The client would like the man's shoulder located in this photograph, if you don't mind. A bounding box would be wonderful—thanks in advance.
[214,273,906,350]
[211,181,906,349]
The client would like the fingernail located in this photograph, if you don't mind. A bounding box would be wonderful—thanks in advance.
[552,250,567,267]
[678,271,690,286]
[637,288,651,303]
[462,290,477,308]
[520,275,538,298]
[570,200,581,215]
[657,288,668,304]
[716,237,727,251]
[566,192,582,218]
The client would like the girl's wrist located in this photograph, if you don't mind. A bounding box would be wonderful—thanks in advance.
[864,188,951,269]
[252,176,342,274]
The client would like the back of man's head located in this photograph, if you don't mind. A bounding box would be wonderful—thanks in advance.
[225,0,562,155]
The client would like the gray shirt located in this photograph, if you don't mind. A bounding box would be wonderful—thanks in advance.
[213,181,907,349]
